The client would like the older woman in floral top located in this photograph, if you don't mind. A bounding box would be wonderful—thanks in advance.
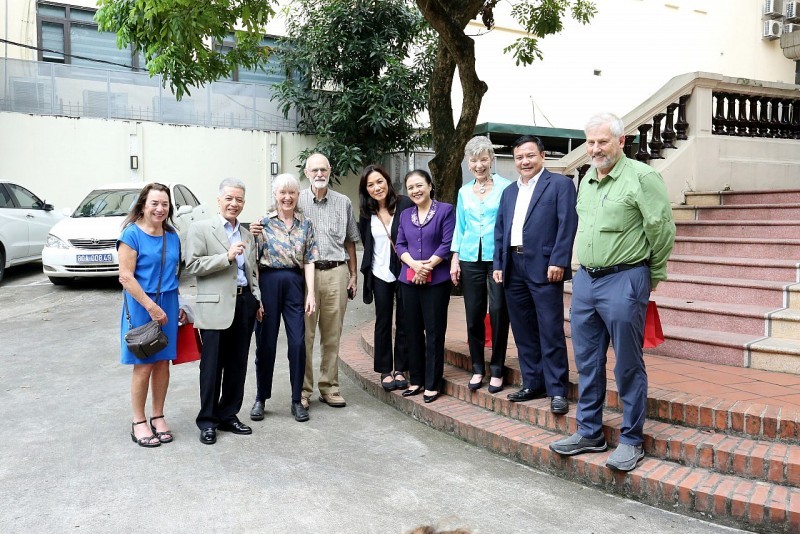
[251,173,318,423]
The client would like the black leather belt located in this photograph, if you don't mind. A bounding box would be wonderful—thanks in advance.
[583,260,649,279]
[510,246,524,254]
[236,286,247,295]
[315,260,346,270]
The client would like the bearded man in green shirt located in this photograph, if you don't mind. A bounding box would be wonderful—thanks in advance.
[549,113,676,472]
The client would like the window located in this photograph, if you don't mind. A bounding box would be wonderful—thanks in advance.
[175,185,200,208]
[7,184,44,210]
[215,35,286,85]
[36,2,143,71]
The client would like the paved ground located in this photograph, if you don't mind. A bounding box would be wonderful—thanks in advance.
[0,262,742,533]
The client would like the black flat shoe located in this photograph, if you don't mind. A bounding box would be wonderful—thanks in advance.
[468,377,483,391]
[199,427,217,445]
[487,384,504,394]
[394,372,409,390]
[131,420,160,448]
[149,415,173,443]
[250,400,265,421]
[218,420,252,435]
[423,392,440,403]
[507,387,547,403]
[381,373,397,391]
[402,386,423,397]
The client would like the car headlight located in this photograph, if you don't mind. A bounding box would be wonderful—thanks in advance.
[46,234,70,249]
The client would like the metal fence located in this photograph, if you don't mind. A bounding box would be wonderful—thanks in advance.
[0,58,299,131]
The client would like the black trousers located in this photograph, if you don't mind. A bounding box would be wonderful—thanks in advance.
[372,276,409,374]
[254,268,306,404]
[401,282,450,392]
[196,291,257,430]
[459,260,509,378]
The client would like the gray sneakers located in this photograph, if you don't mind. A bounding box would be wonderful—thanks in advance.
[605,443,645,472]
[549,432,608,456]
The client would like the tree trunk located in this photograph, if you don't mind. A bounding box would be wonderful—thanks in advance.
[416,0,487,206]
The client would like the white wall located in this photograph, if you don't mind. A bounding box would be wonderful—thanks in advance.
[0,112,320,222]
[457,0,797,129]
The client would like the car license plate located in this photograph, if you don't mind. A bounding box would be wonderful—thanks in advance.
[76,254,113,264]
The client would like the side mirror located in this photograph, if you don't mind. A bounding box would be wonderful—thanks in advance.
[43,202,55,211]
[176,205,193,216]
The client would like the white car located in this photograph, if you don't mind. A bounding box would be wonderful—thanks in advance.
[43,182,210,284]
[0,181,64,282]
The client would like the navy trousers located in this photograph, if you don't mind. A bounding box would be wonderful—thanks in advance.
[504,251,569,396]
[254,268,306,404]
[570,265,650,445]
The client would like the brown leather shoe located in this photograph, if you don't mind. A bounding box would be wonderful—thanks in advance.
[319,392,347,407]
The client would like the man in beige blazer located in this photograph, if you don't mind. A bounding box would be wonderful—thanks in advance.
[184,178,263,445]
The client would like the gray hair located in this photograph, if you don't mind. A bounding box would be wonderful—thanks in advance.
[464,136,496,159]
[218,177,246,196]
[272,173,300,196]
[585,113,625,137]
[270,173,301,211]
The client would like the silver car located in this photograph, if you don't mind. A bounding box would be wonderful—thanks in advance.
[0,181,63,282]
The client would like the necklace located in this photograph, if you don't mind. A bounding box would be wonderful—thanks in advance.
[476,178,491,194]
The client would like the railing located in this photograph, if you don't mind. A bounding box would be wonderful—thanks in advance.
[554,72,800,181]
[0,57,299,131]
[712,93,800,138]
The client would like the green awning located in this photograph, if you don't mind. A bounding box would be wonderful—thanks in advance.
[472,122,587,157]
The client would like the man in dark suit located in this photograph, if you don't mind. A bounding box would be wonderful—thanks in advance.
[184,178,263,445]
[493,135,578,414]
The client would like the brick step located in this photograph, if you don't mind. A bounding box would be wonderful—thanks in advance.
[340,330,800,532]
[676,220,800,240]
[673,204,800,222]
[657,274,798,308]
[668,254,799,283]
[439,365,800,489]
[685,190,800,206]
[673,236,800,260]
[436,323,796,442]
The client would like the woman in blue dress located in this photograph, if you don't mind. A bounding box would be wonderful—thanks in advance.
[118,183,185,447]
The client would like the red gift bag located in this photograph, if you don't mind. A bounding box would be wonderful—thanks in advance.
[643,301,664,348]
[173,323,202,365]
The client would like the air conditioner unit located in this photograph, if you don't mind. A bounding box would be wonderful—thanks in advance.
[764,0,784,19]
[785,1,800,21]
[785,23,800,32]
[764,19,783,39]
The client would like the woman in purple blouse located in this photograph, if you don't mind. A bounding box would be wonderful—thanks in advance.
[396,169,455,403]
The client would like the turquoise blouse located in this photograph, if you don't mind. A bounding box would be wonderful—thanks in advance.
[451,173,512,262]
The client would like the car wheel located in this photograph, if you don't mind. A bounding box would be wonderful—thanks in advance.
[48,276,71,286]
[0,249,5,283]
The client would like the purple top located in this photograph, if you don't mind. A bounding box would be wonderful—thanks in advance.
[396,200,455,286]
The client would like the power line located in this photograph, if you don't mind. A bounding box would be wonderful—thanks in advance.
[0,37,145,71]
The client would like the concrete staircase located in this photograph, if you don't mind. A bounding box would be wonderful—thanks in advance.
[564,189,800,374]
[339,189,800,532]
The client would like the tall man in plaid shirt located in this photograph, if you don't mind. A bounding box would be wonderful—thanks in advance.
[297,153,361,409]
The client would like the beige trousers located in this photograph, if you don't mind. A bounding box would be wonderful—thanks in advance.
[303,263,348,397]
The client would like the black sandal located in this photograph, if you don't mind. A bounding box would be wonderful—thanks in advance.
[149,415,174,444]
[381,373,397,391]
[131,420,160,448]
